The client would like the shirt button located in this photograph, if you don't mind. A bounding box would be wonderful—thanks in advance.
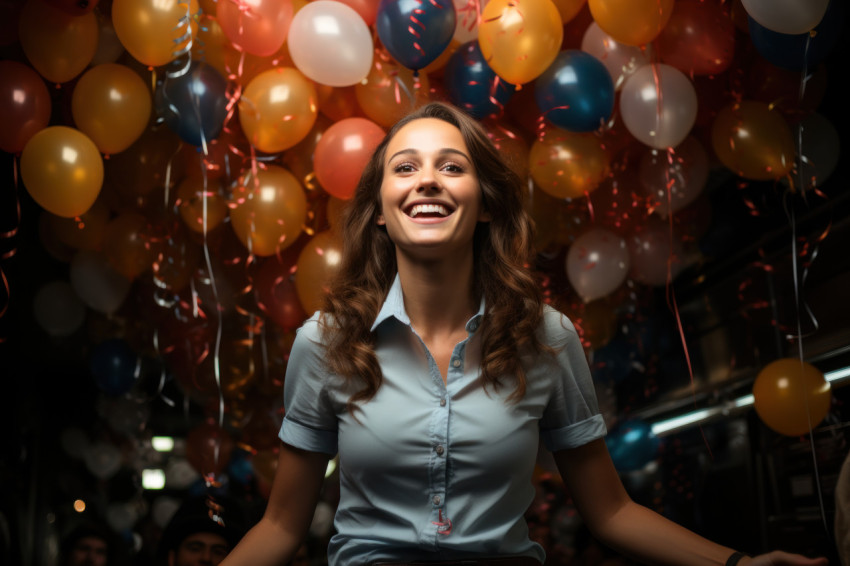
[451,358,461,368]
[439,398,446,407]
[435,445,444,455]
[432,495,441,505]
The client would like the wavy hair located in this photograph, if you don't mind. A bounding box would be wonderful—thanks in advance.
[320,102,546,410]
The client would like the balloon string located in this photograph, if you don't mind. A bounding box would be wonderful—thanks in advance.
[0,157,21,330]
[165,0,195,80]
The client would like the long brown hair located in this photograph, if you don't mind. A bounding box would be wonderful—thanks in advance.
[320,102,546,409]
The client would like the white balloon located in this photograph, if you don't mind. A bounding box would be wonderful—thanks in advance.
[741,0,829,35]
[620,64,697,150]
[165,458,200,489]
[288,1,374,87]
[566,228,630,302]
[453,0,486,44]
[84,442,122,480]
[70,249,131,314]
[33,280,86,336]
[581,22,652,91]
[152,496,182,528]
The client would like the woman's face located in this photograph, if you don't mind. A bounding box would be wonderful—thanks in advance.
[377,118,489,260]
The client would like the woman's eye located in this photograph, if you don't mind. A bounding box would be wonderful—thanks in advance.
[394,163,415,173]
[442,163,464,173]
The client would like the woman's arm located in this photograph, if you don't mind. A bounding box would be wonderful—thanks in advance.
[220,442,330,566]
[554,438,828,566]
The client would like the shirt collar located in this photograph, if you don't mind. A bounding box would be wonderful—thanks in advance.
[371,273,485,333]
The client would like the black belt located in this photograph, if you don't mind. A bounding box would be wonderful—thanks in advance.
[371,558,541,566]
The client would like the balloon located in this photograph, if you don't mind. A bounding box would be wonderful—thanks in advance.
[84,442,122,480]
[288,0,374,87]
[0,61,51,154]
[566,227,630,302]
[185,421,235,476]
[605,419,660,471]
[620,64,698,150]
[18,0,98,84]
[112,0,201,67]
[255,257,308,331]
[90,338,139,396]
[746,0,844,72]
[588,171,646,235]
[711,100,795,181]
[376,0,456,71]
[20,126,104,218]
[155,61,228,147]
[741,0,828,35]
[753,358,831,437]
[314,118,385,200]
[90,12,125,65]
[452,0,482,44]
[294,229,343,315]
[529,129,610,199]
[580,22,652,91]
[33,281,86,337]
[355,52,431,129]
[637,136,708,218]
[70,250,132,313]
[316,85,363,122]
[788,113,840,192]
[216,0,294,56]
[229,165,308,256]
[177,176,229,234]
[590,336,635,384]
[587,0,673,46]
[45,0,99,15]
[102,213,155,279]
[239,68,318,153]
[151,228,201,292]
[46,198,110,251]
[282,113,333,187]
[626,217,685,287]
[535,50,614,132]
[72,64,152,155]
[444,41,516,120]
[744,56,828,120]
[477,0,563,85]
[552,0,586,23]
[336,0,379,26]
[656,0,736,76]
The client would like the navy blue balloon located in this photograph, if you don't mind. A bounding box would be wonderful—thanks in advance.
[591,337,635,384]
[747,0,843,71]
[605,419,660,472]
[90,338,138,396]
[534,50,614,132]
[444,41,516,119]
[376,0,456,71]
[155,61,228,146]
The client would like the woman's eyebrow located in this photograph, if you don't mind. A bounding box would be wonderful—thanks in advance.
[387,148,471,162]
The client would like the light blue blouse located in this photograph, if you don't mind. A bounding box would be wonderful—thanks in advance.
[279,275,606,565]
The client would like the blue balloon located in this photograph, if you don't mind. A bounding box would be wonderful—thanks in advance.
[591,337,636,384]
[444,41,516,119]
[605,419,660,472]
[747,0,843,71]
[534,50,614,132]
[155,61,228,146]
[90,338,138,396]
[376,0,456,71]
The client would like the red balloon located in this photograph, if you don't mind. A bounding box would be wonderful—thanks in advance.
[657,0,736,76]
[254,256,308,331]
[0,61,52,154]
[314,117,385,200]
[185,420,235,476]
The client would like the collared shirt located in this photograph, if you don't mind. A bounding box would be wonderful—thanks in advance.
[280,275,606,565]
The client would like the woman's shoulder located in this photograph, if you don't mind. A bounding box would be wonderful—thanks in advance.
[538,304,581,346]
[292,312,333,349]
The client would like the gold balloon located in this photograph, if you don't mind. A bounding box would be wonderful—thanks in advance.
[294,229,343,315]
[753,358,832,437]
[355,52,431,129]
[18,0,98,83]
[102,212,155,279]
[20,126,104,218]
[529,129,610,199]
[177,176,229,234]
[46,198,110,251]
[588,0,674,46]
[112,0,201,67]
[229,165,308,256]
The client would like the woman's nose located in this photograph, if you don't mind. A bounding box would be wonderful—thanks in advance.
[416,167,440,192]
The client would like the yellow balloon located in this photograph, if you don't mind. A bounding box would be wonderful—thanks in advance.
[229,165,308,256]
[18,0,98,84]
[294,229,343,315]
[112,0,201,67]
[478,0,563,85]
[529,129,610,199]
[21,126,104,218]
[753,358,832,437]
[238,68,318,153]
[72,64,152,155]
[588,0,674,46]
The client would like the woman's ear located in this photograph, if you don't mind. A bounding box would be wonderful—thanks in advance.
[376,214,386,225]
[478,209,492,223]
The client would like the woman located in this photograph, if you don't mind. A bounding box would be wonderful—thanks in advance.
[220,102,827,566]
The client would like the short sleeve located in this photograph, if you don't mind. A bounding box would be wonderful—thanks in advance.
[278,314,339,456]
[538,307,607,452]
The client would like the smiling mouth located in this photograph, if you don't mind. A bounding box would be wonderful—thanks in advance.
[406,203,453,218]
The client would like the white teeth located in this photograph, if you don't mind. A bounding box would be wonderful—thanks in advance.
[409,204,450,218]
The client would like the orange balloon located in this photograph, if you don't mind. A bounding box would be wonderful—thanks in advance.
[552,0,587,23]
[478,0,563,85]
[102,212,155,279]
[72,64,152,155]
[177,176,229,234]
[18,0,98,83]
[753,358,831,437]
[588,0,674,46]
[217,0,294,57]
[317,85,364,122]
[314,117,385,200]
[281,113,333,189]
[229,165,308,256]
[46,198,110,251]
[112,0,200,67]
[238,67,318,153]
[355,51,431,129]
[21,126,104,218]
[529,129,610,199]
[711,100,795,181]
[294,229,343,315]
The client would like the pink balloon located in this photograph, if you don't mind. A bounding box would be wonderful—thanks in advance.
[637,136,708,218]
[566,227,630,302]
[620,63,697,149]
[626,217,685,287]
[314,117,385,200]
[217,0,294,57]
